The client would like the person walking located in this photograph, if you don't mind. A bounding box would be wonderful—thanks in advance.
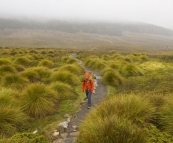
[82,72,94,109]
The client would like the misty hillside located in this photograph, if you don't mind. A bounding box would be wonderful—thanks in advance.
[0,18,173,37]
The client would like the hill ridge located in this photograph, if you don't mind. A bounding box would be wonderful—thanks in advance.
[0,18,172,37]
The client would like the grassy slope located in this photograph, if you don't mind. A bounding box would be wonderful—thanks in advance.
[0,29,173,53]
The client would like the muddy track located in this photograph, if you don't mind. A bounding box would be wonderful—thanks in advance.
[53,55,107,143]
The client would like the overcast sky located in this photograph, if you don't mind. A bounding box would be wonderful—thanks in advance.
[0,0,173,29]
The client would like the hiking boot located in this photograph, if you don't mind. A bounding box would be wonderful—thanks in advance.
[87,106,91,109]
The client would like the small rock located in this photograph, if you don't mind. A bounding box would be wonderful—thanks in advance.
[53,138,64,143]
[64,114,70,118]
[61,133,67,139]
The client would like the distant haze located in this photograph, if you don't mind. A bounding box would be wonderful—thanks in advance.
[0,0,173,29]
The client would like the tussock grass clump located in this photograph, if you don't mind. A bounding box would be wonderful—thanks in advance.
[78,115,146,143]
[84,58,106,70]
[111,53,124,60]
[124,56,133,63]
[21,69,40,83]
[14,57,33,67]
[120,63,144,77]
[129,53,148,62]
[101,54,111,60]
[58,64,84,75]
[139,54,149,61]
[0,90,27,137]
[0,59,12,66]
[0,65,16,75]
[0,87,18,99]
[21,83,59,119]
[2,74,29,90]
[32,67,52,83]
[51,71,80,85]
[40,50,47,55]
[66,58,77,64]
[29,49,38,54]
[105,60,122,70]
[95,94,155,123]
[146,93,167,108]
[38,59,54,68]
[14,64,25,72]
[91,60,106,70]
[158,96,173,134]
[78,94,153,143]
[61,56,70,62]
[102,70,124,86]
[50,81,77,101]
[31,54,44,60]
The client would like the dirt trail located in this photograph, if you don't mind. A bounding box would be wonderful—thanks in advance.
[53,54,107,143]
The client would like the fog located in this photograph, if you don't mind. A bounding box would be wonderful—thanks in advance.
[0,0,173,29]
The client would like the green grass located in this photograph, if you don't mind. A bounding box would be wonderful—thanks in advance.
[158,95,173,134]
[0,59,12,66]
[14,57,33,67]
[50,81,77,101]
[77,93,154,143]
[0,88,27,137]
[120,63,144,77]
[21,69,40,83]
[1,132,48,143]
[21,83,59,119]
[58,63,85,75]
[0,65,16,75]
[1,47,173,142]
[50,71,80,85]
[31,67,52,83]
[2,74,29,90]
[102,70,124,87]
[78,115,147,143]
[38,59,54,68]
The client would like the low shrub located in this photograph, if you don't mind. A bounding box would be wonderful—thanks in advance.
[144,124,173,143]
[2,132,48,143]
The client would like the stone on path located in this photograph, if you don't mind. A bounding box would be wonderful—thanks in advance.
[53,132,79,143]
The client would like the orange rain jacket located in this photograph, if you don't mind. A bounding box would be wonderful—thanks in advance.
[82,78,94,93]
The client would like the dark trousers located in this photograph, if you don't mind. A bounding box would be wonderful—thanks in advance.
[85,90,92,107]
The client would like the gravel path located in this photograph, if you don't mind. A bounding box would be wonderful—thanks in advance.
[53,54,107,143]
